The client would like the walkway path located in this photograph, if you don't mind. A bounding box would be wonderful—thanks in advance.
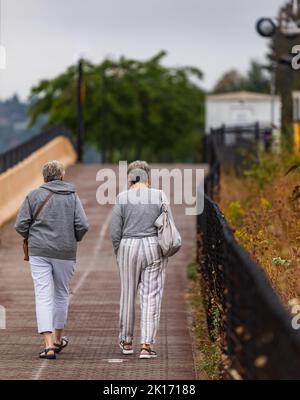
[0,164,203,380]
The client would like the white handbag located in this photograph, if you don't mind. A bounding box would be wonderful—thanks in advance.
[154,193,182,257]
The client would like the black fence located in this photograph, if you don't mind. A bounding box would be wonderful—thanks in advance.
[0,125,73,174]
[202,133,221,199]
[206,123,272,175]
[197,127,300,379]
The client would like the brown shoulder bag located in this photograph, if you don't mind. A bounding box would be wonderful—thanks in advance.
[23,191,54,261]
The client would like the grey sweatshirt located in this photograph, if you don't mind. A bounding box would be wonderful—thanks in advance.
[110,188,173,255]
[15,180,89,260]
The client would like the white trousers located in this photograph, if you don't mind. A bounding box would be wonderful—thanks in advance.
[117,237,167,344]
[29,256,75,334]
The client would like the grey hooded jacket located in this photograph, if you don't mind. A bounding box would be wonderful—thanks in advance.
[15,180,89,260]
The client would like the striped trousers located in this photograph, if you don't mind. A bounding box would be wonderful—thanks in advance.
[117,236,167,344]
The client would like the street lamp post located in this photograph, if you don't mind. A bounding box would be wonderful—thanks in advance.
[293,0,299,16]
[256,0,300,152]
[270,62,276,129]
[256,0,300,37]
[77,58,85,162]
[100,68,107,164]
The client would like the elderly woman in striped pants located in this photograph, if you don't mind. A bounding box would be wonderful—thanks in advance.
[111,160,174,359]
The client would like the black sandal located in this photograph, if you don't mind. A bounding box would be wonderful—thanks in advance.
[139,347,157,359]
[119,340,134,355]
[39,347,56,360]
[53,337,69,354]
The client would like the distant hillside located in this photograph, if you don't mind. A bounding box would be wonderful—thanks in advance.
[0,95,46,153]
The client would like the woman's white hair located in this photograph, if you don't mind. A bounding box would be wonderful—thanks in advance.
[127,160,150,183]
[42,160,65,183]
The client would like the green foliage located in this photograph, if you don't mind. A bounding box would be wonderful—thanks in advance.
[187,260,199,280]
[187,260,222,380]
[28,52,205,162]
[213,61,271,94]
[244,146,300,192]
[209,303,221,342]
[281,150,300,173]
[200,339,222,379]
[245,61,271,93]
[225,201,245,226]
[213,69,247,93]
[243,152,279,189]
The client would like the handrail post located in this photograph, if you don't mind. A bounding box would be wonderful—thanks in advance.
[76,58,85,163]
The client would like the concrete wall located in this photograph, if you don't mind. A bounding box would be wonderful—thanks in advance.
[0,136,77,227]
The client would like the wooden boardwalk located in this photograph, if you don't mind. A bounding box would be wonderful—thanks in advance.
[0,164,203,380]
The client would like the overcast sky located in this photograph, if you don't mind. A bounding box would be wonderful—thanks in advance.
[0,0,286,100]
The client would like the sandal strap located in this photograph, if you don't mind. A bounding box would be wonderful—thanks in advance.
[54,337,69,348]
[39,347,55,355]
[141,347,154,353]
[120,340,132,346]
[141,347,156,354]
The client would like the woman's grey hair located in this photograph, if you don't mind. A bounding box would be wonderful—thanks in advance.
[42,160,65,183]
[127,160,150,184]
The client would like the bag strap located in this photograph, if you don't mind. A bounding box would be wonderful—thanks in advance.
[160,190,168,212]
[32,191,54,222]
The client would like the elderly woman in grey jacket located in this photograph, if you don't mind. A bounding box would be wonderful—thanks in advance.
[111,160,174,359]
[15,160,89,359]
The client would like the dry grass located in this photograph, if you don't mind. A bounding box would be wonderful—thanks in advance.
[186,260,222,380]
[219,153,300,306]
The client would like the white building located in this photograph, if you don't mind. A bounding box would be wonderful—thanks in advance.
[205,91,281,133]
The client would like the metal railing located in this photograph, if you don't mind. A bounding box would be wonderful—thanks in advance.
[208,123,272,175]
[197,127,300,379]
[0,125,73,174]
[202,133,221,199]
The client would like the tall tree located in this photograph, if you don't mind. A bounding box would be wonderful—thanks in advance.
[28,52,205,162]
[213,70,247,93]
[213,62,270,94]
[245,61,271,93]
